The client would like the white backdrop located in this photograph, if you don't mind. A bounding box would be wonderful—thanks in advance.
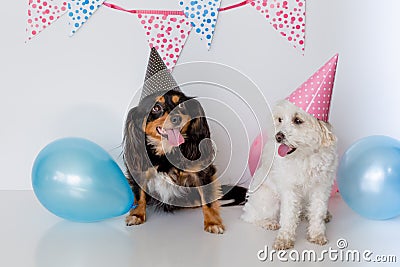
[2,0,400,189]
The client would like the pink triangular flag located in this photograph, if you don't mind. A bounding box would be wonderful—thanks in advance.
[250,0,306,53]
[286,54,339,122]
[136,14,192,69]
[26,0,68,41]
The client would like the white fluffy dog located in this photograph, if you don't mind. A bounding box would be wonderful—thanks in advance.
[242,99,338,250]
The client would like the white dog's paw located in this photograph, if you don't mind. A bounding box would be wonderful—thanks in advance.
[307,234,328,245]
[273,237,295,250]
[256,219,280,231]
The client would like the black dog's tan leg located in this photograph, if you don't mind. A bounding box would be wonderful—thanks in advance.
[202,201,225,234]
[126,189,146,226]
[198,186,225,234]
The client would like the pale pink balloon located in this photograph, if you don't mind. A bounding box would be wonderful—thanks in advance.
[248,133,267,176]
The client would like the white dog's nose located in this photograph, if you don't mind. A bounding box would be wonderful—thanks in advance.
[275,132,285,143]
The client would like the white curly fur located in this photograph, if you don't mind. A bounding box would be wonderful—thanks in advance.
[242,100,338,250]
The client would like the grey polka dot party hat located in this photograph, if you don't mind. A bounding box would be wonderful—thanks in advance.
[140,47,181,101]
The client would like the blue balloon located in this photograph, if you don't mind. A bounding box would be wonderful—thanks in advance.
[32,137,134,222]
[337,135,400,220]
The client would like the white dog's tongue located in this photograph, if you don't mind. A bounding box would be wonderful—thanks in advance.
[278,144,291,157]
[165,128,184,147]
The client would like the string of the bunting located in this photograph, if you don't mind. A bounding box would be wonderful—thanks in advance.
[103,0,253,15]
[219,0,254,12]
[103,3,185,16]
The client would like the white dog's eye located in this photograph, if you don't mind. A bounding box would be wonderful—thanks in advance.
[277,117,282,123]
[293,117,304,125]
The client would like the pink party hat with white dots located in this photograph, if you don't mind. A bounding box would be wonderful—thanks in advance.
[286,54,339,122]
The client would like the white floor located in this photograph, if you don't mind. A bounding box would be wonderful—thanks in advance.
[1,191,399,267]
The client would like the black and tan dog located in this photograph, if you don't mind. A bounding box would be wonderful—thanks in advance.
[123,48,224,234]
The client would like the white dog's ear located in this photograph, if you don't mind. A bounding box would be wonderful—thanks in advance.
[318,120,336,147]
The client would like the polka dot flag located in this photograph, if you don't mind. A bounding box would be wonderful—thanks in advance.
[67,0,105,36]
[137,14,192,69]
[250,0,306,53]
[179,0,222,50]
[286,54,339,122]
[26,0,68,41]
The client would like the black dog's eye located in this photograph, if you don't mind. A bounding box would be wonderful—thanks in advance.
[178,102,184,109]
[152,104,163,114]
[293,117,303,125]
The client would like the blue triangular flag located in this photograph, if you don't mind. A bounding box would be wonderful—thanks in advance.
[68,0,105,36]
[179,0,222,49]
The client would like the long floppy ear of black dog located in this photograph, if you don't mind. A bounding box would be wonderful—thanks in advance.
[180,98,215,163]
[123,107,152,176]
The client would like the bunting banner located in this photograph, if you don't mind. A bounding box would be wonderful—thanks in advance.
[26,0,68,41]
[67,0,106,36]
[26,0,307,67]
[136,14,192,69]
[250,0,306,53]
[179,0,222,50]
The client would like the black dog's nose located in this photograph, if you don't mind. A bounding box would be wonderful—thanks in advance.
[275,132,285,143]
[170,115,182,126]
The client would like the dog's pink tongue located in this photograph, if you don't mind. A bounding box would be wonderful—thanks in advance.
[165,128,185,147]
[278,144,291,157]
